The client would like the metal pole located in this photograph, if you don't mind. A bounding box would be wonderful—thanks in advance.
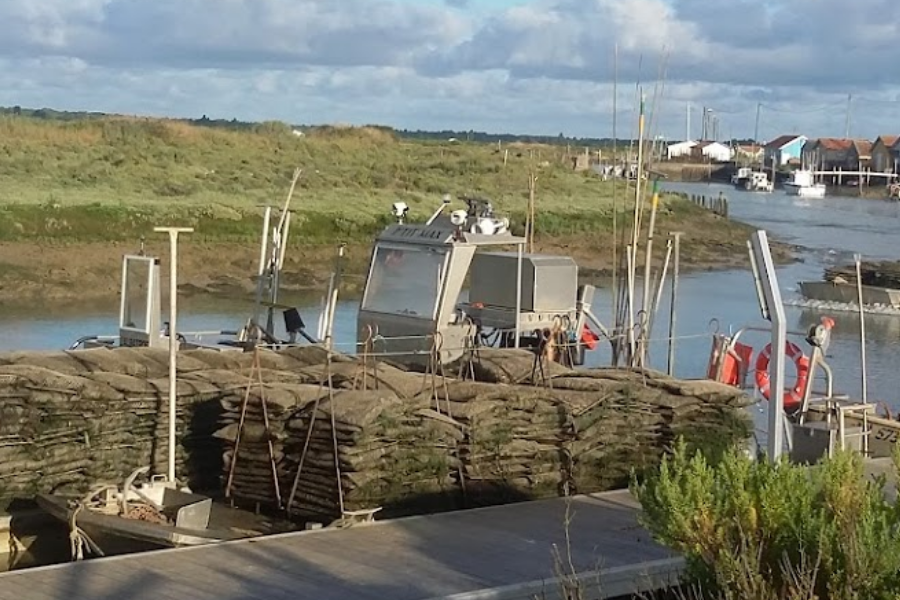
[514,242,523,348]
[650,238,673,337]
[855,254,868,402]
[750,230,787,460]
[626,245,636,364]
[154,226,194,484]
[254,207,272,327]
[666,232,681,376]
[640,182,660,366]
[325,244,346,350]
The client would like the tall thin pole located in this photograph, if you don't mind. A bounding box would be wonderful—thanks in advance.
[639,181,660,366]
[629,91,646,368]
[154,226,194,484]
[611,43,619,334]
[666,232,682,376]
[686,102,690,141]
[753,103,761,143]
[845,94,852,139]
[855,254,868,402]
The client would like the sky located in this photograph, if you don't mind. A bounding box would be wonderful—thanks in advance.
[2,0,900,140]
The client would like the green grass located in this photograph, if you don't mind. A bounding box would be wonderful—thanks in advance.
[0,115,695,244]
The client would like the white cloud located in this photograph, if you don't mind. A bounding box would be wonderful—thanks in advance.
[2,0,900,138]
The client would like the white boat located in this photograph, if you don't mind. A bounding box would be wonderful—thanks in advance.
[784,170,826,198]
[743,171,773,193]
[731,166,752,186]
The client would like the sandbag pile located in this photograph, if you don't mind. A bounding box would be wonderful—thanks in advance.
[217,361,463,518]
[0,345,349,507]
[217,348,753,520]
[0,345,752,518]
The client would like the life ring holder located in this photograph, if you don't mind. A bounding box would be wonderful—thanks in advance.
[754,341,810,412]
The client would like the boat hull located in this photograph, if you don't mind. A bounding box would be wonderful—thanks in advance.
[803,406,900,459]
[784,183,826,198]
[799,281,900,308]
[36,494,244,551]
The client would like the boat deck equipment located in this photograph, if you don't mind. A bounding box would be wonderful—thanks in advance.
[357,195,604,365]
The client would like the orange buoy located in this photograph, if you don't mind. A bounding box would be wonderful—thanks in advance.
[706,337,752,387]
[580,325,599,350]
[754,341,810,412]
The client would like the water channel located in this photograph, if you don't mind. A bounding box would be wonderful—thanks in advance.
[2,182,900,413]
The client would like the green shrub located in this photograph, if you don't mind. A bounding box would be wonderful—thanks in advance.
[631,441,900,599]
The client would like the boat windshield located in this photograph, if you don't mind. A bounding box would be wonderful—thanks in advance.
[362,244,448,319]
[121,256,152,333]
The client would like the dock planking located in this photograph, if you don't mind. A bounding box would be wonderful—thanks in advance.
[0,489,682,600]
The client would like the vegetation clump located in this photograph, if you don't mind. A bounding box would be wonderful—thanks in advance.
[632,442,900,599]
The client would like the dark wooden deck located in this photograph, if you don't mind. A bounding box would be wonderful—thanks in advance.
[0,490,681,600]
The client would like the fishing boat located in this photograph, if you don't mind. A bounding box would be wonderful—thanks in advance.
[356,194,603,366]
[36,468,248,556]
[731,167,773,192]
[69,168,321,352]
[784,170,826,199]
[798,260,900,309]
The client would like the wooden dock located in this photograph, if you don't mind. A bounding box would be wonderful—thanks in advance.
[0,490,681,600]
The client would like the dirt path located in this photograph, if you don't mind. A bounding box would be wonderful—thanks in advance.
[0,216,798,311]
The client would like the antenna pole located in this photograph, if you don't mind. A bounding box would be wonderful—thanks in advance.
[845,94,852,138]
[686,102,690,141]
[154,226,194,484]
[611,42,619,346]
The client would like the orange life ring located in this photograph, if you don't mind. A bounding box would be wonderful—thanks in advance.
[754,341,810,412]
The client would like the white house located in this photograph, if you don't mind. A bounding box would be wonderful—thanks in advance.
[666,140,697,160]
[694,141,733,162]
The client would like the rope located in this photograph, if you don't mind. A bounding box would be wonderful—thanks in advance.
[68,503,104,561]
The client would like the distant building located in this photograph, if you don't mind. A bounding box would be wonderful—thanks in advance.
[735,144,764,162]
[763,134,807,166]
[691,141,733,163]
[870,135,899,173]
[801,138,871,171]
[666,140,697,160]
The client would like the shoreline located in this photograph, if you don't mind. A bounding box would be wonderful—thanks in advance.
[0,223,799,313]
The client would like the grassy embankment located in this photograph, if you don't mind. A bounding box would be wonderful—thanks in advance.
[0,116,781,307]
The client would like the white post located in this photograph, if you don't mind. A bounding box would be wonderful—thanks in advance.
[749,230,787,460]
[154,226,194,484]
[855,254,868,403]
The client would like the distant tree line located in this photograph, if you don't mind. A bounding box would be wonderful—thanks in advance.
[0,105,629,147]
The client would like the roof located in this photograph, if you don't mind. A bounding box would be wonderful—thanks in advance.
[694,140,728,149]
[667,140,697,148]
[764,134,805,149]
[875,135,900,148]
[811,138,854,151]
[852,139,873,158]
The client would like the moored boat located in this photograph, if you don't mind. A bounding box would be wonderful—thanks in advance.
[799,260,900,309]
[784,170,826,198]
[36,467,249,557]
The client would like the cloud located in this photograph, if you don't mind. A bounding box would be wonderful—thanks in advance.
[1,0,900,138]
[0,0,471,70]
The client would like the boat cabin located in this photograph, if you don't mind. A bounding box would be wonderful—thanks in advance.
[357,197,597,365]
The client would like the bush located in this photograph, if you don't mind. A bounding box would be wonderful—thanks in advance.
[631,441,900,599]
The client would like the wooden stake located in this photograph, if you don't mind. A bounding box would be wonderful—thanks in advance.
[527,171,538,253]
